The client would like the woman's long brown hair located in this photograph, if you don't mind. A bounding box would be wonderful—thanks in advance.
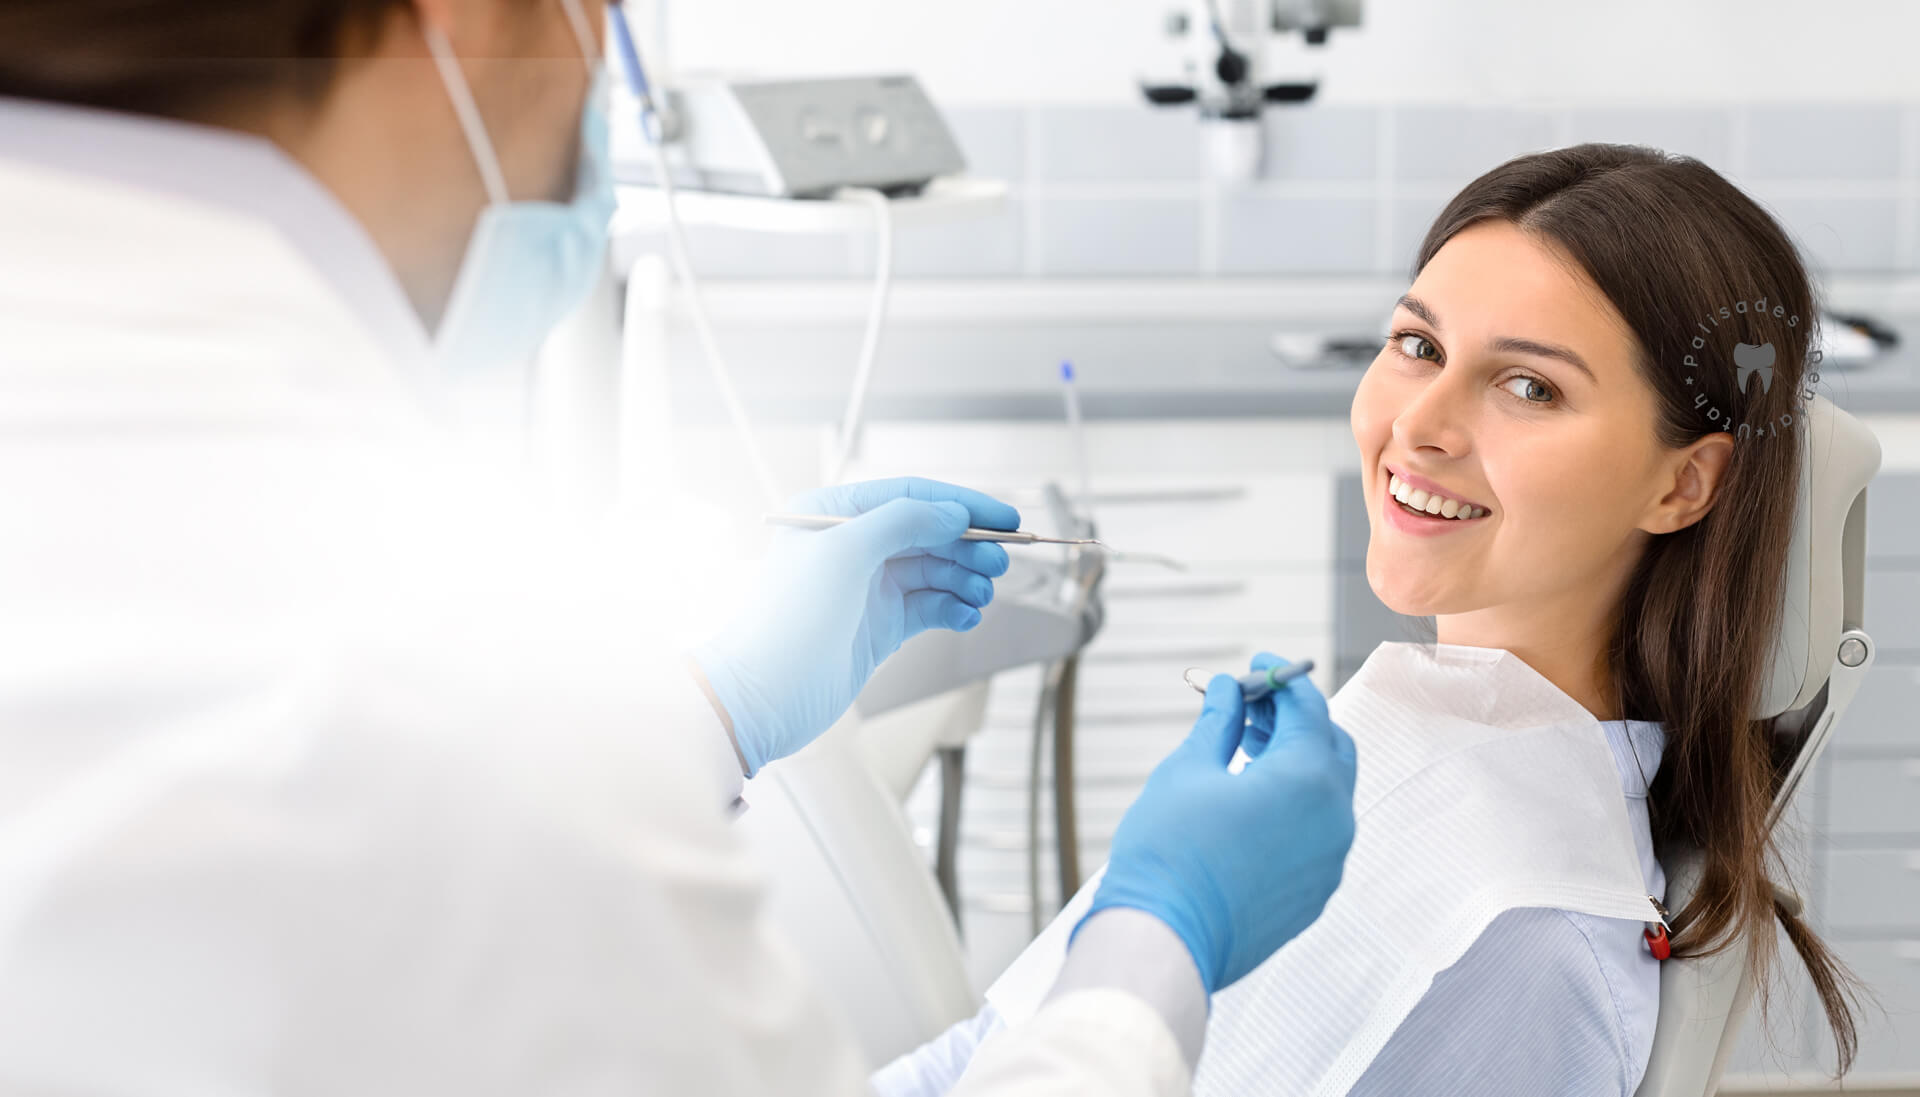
[1413,142,1868,1076]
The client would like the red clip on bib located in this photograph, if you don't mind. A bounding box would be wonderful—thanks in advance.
[1643,922,1672,960]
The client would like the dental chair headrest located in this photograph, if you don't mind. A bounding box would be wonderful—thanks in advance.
[1755,394,1880,722]
[1630,396,1878,1097]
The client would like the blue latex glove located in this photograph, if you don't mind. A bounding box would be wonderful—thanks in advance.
[691,477,1020,776]
[1241,650,1292,756]
[1076,657,1358,995]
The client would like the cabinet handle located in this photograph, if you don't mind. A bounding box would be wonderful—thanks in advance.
[1904,759,1920,778]
[1107,581,1249,600]
[970,829,1033,851]
[967,893,1035,915]
[989,486,1249,507]
[1087,487,1248,505]
[1072,708,1204,726]
[968,827,1116,847]
[1906,851,1920,872]
[1084,645,1247,664]
[970,768,1152,788]
[980,709,1205,732]
[1896,942,1920,962]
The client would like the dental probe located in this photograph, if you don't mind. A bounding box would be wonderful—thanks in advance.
[1182,658,1317,702]
[764,512,1112,548]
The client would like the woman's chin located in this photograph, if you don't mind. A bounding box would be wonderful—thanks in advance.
[1366,566,1459,620]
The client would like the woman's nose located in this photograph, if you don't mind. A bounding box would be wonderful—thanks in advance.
[1390,370,1475,454]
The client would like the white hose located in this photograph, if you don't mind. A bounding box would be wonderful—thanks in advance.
[640,124,784,510]
[826,186,895,486]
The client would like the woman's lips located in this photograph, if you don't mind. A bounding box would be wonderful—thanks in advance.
[1382,466,1489,534]
[1384,463,1490,515]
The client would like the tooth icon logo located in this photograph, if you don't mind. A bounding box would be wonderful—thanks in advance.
[1734,341,1775,394]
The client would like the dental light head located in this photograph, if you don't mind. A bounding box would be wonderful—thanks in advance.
[1142,0,1362,181]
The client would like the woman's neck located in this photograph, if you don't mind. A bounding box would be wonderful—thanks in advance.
[1438,612,1621,722]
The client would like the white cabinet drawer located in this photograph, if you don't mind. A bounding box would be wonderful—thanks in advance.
[1835,662,1920,750]
[1076,477,1331,568]
[1823,849,1920,932]
[975,722,1194,763]
[968,725,1191,778]
[1865,570,1920,651]
[983,675,1200,724]
[1099,571,1331,628]
[957,778,1145,837]
[1864,472,1920,563]
[851,429,1333,566]
[954,846,1071,912]
[1080,632,1324,677]
[1825,757,1920,838]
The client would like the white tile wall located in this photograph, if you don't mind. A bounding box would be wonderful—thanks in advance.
[632,100,1920,280]
[1032,196,1204,275]
[1216,195,1377,274]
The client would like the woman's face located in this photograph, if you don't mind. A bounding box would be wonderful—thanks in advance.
[1350,220,1718,652]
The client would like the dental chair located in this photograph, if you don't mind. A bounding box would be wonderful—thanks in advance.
[1633,393,1883,1097]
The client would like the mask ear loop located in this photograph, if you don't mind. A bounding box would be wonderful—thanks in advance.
[558,0,601,73]
[421,22,513,206]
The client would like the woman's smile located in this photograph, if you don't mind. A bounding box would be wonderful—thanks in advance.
[1382,465,1492,536]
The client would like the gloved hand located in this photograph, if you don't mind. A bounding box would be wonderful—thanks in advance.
[1077,656,1358,995]
[1240,650,1294,756]
[691,477,1020,776]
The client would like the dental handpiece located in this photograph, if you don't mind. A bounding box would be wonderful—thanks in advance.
[1182,658,1316,702]
[763,512,1109,548]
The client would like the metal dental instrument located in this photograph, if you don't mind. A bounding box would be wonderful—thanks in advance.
[764,512,1112,548]
[1183,658,1316,702]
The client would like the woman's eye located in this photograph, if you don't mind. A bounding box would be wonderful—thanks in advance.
[1501,374,1557,405]
[1387,330,1559,406]
[1393,332,1441,362]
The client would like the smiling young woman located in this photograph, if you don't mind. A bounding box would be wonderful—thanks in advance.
[872,142,1866,1097]
[1355,141,1864,1076]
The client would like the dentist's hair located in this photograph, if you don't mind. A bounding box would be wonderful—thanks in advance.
[1412,143,1865,1076]
[0,0,550,122]
[0,1,401,118]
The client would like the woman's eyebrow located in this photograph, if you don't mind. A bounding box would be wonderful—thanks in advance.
[1396,293,1442,330]
[1490,335,1597,384]
[1396,293,1597,384]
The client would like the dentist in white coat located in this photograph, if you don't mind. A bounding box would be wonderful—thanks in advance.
[0,1,1358,1094]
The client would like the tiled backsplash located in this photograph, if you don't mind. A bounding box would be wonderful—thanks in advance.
[644,102,1920,280]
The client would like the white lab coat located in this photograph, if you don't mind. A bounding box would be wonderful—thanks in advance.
[0,103,1190,1096]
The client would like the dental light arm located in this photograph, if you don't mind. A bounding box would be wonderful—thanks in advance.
[1141,0,1363,180]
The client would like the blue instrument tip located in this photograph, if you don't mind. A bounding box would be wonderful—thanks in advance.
[1060,361,1075,382]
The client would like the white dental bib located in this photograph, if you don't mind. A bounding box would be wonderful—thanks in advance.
[985,640,1667,1096]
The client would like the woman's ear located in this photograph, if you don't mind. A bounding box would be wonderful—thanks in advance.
[1646,434,1735,535]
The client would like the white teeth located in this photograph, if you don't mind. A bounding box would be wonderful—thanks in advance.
[1389,473,1484,521]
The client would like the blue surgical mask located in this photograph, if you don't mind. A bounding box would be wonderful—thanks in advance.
[423,1,616,374]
